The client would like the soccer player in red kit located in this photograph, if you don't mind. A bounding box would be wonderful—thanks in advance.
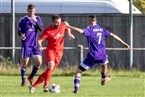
[29,14,75,93]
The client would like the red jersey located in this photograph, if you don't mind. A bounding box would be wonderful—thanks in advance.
[39,23,69,51]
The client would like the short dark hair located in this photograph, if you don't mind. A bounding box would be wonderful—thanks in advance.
[27,4,35,10]
[89,15,96,19]
[52,14,60,20]
[89,15,97,21]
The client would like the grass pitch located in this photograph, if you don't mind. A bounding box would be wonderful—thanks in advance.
[0,76,144,97]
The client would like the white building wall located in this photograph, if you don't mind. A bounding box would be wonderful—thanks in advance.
[0,0,142,14]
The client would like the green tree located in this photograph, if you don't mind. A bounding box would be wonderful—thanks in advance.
[133,0,145,14]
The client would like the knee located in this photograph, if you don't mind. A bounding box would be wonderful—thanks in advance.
[22,60,28,68]
[47,61,55,70]
[35,57,42,67]
[37,60,42,65]
[35,61,42,67]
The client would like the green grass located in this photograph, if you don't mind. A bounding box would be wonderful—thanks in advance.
[0,64,144,77]
[0,57,145,97]
[0,76,145,97]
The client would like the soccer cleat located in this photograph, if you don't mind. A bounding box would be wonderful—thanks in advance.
[70,89,78,94]
[29,86,36,93]
[21,82,26,87]
[73,91,78,94]
[43,87,49,92]
[27,77,34,86]
[101,76,111,85]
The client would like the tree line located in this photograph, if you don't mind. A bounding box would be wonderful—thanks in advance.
[133,0,145,14]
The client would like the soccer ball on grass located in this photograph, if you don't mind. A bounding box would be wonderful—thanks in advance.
[49,84,60,93]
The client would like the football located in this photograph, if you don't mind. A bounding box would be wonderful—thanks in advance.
[49,84,61,93]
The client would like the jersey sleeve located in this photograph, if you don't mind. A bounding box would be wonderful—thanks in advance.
[63,24,69,33]
[36,16,43,31]
[39,27,48,40]
[36,16,43,26]
[104,29,111,37]
[83,27,90,36]
[18,19,24,36]
[65,27,69,33]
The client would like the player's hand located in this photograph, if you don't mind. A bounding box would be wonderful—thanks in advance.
[21,33,26,40]
[39,46,44,52]
[32,16,37,22]
[68,34,75,40]
[124,43,130,48]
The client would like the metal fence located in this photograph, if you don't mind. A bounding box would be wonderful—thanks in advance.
[1,13,145,70]
[1,46,145,70]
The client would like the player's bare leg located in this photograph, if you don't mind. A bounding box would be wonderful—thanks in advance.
[101,64,111,85]
[28,55,42,86]
[21,58,29,86]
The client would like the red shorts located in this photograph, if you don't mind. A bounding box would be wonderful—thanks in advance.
[45,49,63,70]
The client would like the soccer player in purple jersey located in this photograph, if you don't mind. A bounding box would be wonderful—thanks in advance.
[18,4,43,87]
[64,15,130,93]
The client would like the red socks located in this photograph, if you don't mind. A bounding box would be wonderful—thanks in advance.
[44,68,52,87]
[33,68,52,88]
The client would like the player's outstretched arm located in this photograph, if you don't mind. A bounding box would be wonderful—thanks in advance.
[110,33,130,48]
[64,21,84,34]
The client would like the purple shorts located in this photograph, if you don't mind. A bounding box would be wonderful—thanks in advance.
[21,46,42,58]
[80,56,108,70]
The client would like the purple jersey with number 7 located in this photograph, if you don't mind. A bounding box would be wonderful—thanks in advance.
[83,24,111,62]
[18,16,43,47]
